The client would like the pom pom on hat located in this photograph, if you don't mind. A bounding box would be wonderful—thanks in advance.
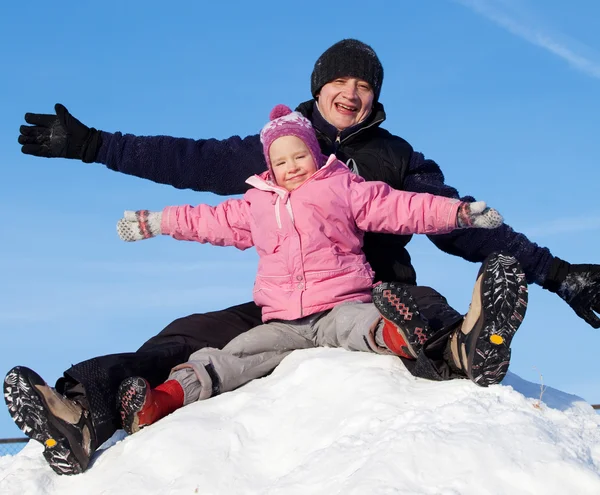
[269,104,293,121]
[260,104,325,178]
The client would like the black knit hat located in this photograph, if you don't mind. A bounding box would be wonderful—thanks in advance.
[311,39,384,102]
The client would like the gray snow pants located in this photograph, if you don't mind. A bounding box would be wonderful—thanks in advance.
[167,302,391,404]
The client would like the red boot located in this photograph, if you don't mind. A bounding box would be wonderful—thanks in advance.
[373,283,436,359]
[380,318,417,359]
[117,377,184,434]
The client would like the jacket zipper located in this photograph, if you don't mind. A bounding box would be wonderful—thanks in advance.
[328,117,384,154]
[341,117,384,143]
[283,197,305,318]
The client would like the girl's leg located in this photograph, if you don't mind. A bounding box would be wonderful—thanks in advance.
[118,321,314,433]
[313,302,392,354]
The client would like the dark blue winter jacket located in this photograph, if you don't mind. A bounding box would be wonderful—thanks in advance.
[96,99,553,286]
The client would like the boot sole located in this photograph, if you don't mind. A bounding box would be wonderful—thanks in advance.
[117,377,149,435]
[3,366,86,475]
[465,253,528,386]
[372,283,434,358]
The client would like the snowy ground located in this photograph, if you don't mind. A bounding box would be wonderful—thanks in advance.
[1,348,600,495]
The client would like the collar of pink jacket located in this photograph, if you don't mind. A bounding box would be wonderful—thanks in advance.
[245,154,339,200]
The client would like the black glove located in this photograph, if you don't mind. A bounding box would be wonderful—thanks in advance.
[18,103,102,163]
[543,257,600,328]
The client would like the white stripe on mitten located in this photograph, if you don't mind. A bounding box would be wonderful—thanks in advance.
[117,210,163,242]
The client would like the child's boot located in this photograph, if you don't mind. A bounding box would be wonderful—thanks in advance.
[372,283,436,359]
[445,252,528,386]
[117,377,184,434]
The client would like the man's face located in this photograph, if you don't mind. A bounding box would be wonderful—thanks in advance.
[316,77,375,131]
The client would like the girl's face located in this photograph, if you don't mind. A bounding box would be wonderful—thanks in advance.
[269,136,318,192]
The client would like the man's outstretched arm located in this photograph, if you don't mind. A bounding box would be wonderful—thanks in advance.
[19,103,266,195]
[403,151,553,283]
[404,151,600,328]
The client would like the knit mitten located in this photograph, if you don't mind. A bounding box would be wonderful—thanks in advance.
[117,210,162,242]
[457,201,503,229]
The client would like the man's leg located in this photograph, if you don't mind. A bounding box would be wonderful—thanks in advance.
[3,301,262,475]
[448,253,528,386]
[137,301,263,353]
[60,302,262,443]
[59,301,263,440]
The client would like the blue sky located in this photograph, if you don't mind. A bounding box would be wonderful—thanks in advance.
[1,0,600,438]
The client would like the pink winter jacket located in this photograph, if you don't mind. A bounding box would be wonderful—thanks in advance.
[161,155,462,322]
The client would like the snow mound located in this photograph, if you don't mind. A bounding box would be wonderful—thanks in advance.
[1,348,600,494]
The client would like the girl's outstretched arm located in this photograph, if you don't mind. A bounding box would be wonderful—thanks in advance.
[116,199,254,250]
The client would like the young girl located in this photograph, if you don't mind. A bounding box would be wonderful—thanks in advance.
[115,104,503,434]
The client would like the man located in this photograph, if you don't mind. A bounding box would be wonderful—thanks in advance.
[5,39,600,476]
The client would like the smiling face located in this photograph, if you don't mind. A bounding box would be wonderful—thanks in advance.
[316,77,375,131]
[269,136,318,192]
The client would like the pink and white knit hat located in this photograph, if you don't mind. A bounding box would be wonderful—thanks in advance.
[260,104,325,174]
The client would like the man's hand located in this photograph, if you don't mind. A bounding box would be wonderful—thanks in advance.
[544,258,600,328]
[457,201,504,229]
[117,210,163,242]
[18,103,102,163]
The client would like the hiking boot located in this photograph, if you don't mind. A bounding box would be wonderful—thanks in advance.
[449,252,528,387]
[3,366,97,475]
[118,377,184,435]
[372,283,436,359]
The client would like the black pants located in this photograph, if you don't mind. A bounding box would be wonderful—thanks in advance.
[56,287,462,447]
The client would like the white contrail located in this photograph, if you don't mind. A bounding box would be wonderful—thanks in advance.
[455,0,600,79]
